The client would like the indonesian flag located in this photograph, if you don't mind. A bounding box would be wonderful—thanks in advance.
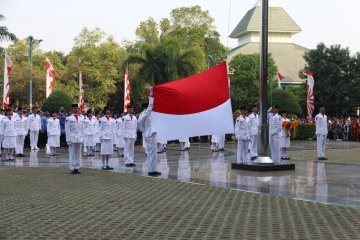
[124,66,131,112]
[79,70,84,111]
[45,57,55,98]
[3,51,12,109]
[277,72,284,89]
[306,70,315,118]
[152,61,234,141]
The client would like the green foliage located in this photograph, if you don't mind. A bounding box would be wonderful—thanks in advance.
[301,42,360,116]
[135,17,159,46]
[270,89,302,115]
[0,14,16,42]
[42,90,73,112]
[229,53,277,110]
[290,124,315,140]
[285,86,307,115]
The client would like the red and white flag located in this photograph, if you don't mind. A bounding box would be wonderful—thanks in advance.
[124,66,131,112]
[152,61,234,141]
[79,70,84,111]
[45,57,55,98]
[3,51,12,109]
[277,72,284,89]
[306,70,315,118]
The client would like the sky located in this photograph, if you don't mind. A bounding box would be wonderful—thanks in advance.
[1,0,360,54]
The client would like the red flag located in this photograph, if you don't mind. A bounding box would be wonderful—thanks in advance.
[153,62,234,140]
[277,72,284,89]
[124,66,131,112]
[306,70,315,118]
[3,51,12,109]
[45,57,56,98]
[79,71,84,111]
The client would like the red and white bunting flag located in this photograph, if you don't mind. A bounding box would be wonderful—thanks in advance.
[3,51,12,109]
[277,72,284,89]
[306,70,315,118]
[152,61,234,141]
[45,57,55,98]
[123,66,131,112]
[79,70,84,111]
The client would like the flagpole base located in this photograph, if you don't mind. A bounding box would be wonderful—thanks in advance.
[231,162,295,172]
[254,156,273,164]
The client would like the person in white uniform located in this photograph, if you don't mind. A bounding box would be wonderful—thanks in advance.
[123,105,137,167]
[94,112,101,152]
[47,111,61,156]
[99,108,115,170]
[138,88,161,176]
[211,135,219,152]
[65,104,84,174]
[179,138,190,151]
[14,107,28,157]
[157,139,167,154]
[1,109,17,161]
[234,106,251,164]
[28,107,41,150]
[315,106,328,160]
[268,105,282,163]
[248,106,260,160]
[217,134,225,151]
[116,113,125,157]
[280,111,291,160]
[83,110,96,156]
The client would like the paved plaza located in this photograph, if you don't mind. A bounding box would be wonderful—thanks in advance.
[1,140,360,239]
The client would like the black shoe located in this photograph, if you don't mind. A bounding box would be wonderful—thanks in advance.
[186,147,190,150]
[120,154,124,158]
[70,170,76,174]
[285,157,291,160]
[318,157,328,160]
[130,163,136,167]
[15,153,21,157]
[251,156,257,160]
[50,154,55,157]
[54,154,59,156]
[74,169,81,174]
[148,171,162,176]
[281,157,286,160]
[20,154,25,157]
[106,166,114,170]
[125,163,132,167]
[219,148,225,152]
[322,157,328,160]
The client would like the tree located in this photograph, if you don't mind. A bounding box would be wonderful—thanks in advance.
[229,53,277,110]
[42,90,73,112]
[270,89,302,116]
[301,43,360,116]
[135,17,159,46]
[0,14,16,42]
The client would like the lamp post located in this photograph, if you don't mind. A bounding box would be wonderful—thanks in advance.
[27,36,42,111]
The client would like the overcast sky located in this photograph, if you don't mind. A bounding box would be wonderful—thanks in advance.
[1,0,360,54]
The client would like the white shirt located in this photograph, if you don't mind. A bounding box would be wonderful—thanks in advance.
[138,97,156,138]
[235,115,251,141]
[248,112,260,136]
[28,114,41,131]
[315,113,328,135]
[116,117,124,138]
[122,114,137,139]
[47,117,61,136]
[83,116,97,136]
[99,116,115,140]
[0,116,17,137]
[268,113,282,136]
[65,114,84,143]
[14,115,28,136]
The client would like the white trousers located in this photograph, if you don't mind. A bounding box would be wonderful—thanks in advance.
[124,138,135,164]
[250,134,258,157]
[237,140,249,164]
[218,135,225,149]
[16,135,26,154]
[144,134,157,172]
[316,134,326,158]
[269,134,280,163]
[68,143,82,170]
[30,131,39,148]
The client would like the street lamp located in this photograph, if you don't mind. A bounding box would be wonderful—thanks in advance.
[27,35,42,111]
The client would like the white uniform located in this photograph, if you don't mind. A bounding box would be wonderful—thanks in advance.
[138,97,158,173]
[1,116,17,160]
[315,113,328,158]
[248,112,260,158]
[211,135,219,151]
[179,137,190,151]
[83,116,97,154]
[28,113,41,149]
[268,112,282,163]
[14,115,28,155]
[280,117,291,158]
[157,139,167,153]
[94,117,101,151]
[47,118,61,155]
[235,115,251,164]
[116,117,125,155]
[0,115,5,153]
[65,114,84,171]
[123,113,137,164]
[99,116,115,155]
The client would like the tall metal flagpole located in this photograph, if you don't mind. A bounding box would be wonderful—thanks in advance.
[257,0,272,163]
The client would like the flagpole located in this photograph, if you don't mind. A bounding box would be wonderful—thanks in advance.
[2,50,7,109]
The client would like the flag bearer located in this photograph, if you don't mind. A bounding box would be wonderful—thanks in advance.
[28,107,41,150]
[235,106,251,164]
[248,106,260,160]
[123,105,137,167]
[1,109,16,161]
[280,111,291,160]
[83,110,96,156]
[315,106,328,160]
[268,105,282,163]
[14,107,28,157]
[47,111,61,156]
[99,107,115,170]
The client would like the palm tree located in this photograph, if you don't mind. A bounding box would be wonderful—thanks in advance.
[0,14,16,42]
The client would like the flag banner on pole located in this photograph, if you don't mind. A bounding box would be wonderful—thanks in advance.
[79,71,84,111]
[277,72,284,89]
[124,66,131,112]
[152,61,234,141]
[3,51,12,109]
[45,57,55,98]
[306,70,315,118]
